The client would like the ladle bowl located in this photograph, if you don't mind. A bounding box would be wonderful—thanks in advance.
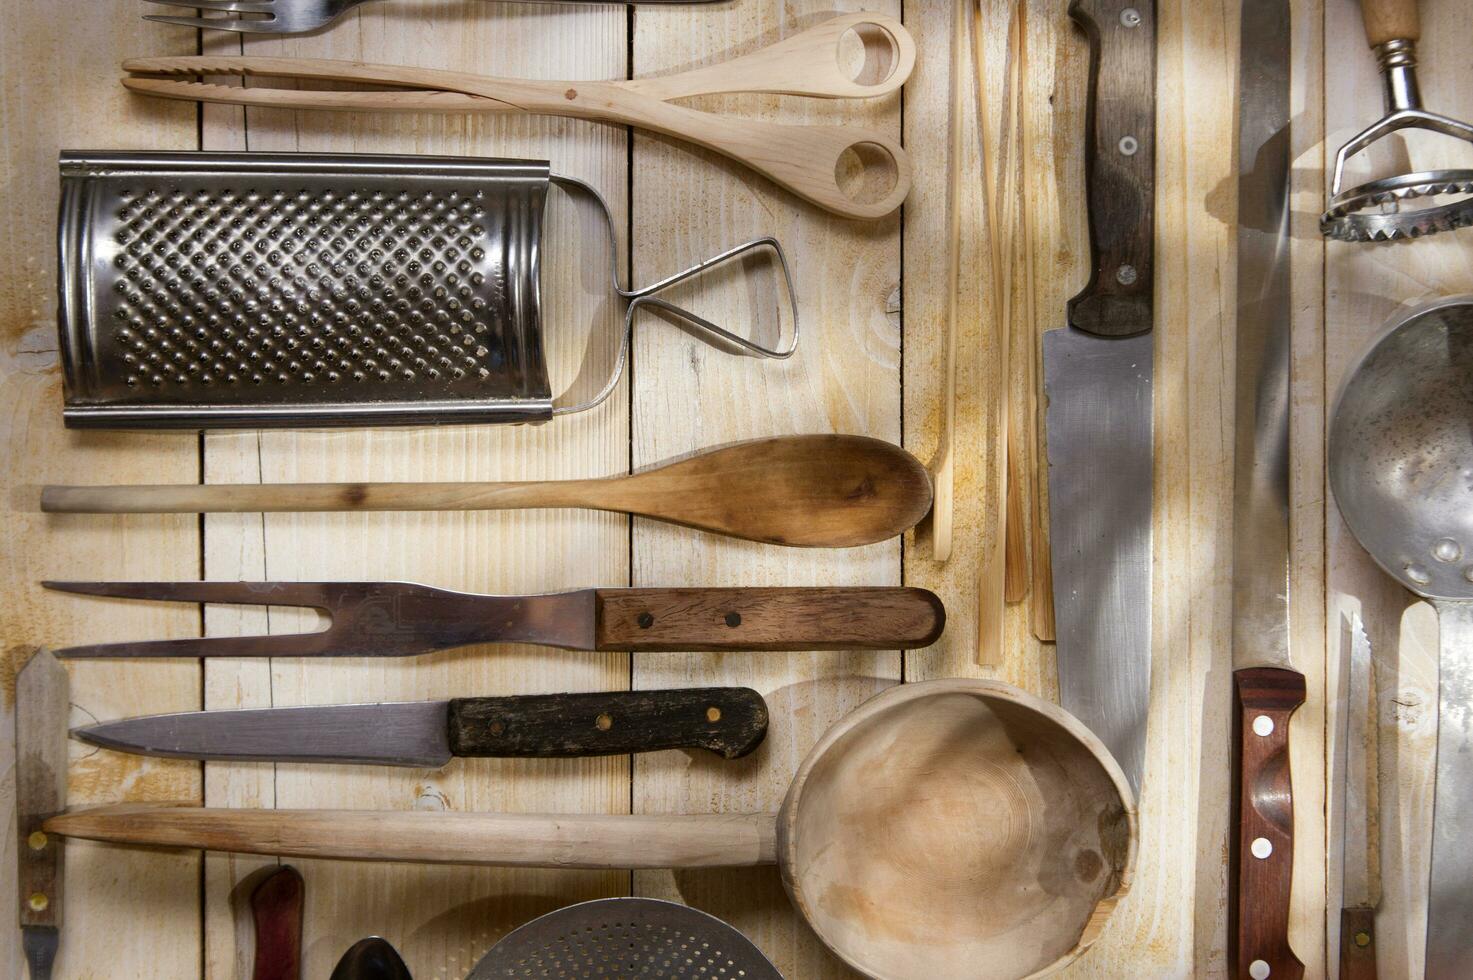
[1329,295,1473,973]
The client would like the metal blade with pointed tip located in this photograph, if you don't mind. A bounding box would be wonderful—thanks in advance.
[1045,0,1158,799]
[16,650,68,980]
[72,688,770,767]
[1339,613,1379,977]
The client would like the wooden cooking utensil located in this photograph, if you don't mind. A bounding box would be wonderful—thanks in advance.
[119,12,915,220]
[47,680,1135,980]
[249,866,304,980]
[43,435,932,550]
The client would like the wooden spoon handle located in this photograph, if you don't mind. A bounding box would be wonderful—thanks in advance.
[43,480,596,515]
[45,806,777,869]
[1360,0,1419,47]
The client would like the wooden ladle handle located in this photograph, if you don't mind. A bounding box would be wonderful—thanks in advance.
[1360,0,1419,47]
[625,12,917,101]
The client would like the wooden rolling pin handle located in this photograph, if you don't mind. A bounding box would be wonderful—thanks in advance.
[1339,907,1377,980]
[1232,667,1306,980]
[593,587,945,652]
[1360,0,1419,47]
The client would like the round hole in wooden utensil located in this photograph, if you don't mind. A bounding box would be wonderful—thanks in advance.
[837,23,900,88]
[778,679,1137,980]
[835,142,899,209]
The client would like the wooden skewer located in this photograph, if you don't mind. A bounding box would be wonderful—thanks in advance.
[999,5,1030,607]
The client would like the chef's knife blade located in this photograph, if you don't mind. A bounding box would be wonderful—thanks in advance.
[1339,613,1378,979]
[72,688,769,767]
[1045,0,1157,797]
[1229,1,1303,977]
[15,650,67,980]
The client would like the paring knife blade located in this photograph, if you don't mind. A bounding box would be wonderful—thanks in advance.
[1339,613,1378,979]
[15,650,68,980]
[72,688,770,767]
[1229,1,1303,978]
[1045,0,1157,798]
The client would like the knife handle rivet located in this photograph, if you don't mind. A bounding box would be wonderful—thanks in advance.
[596,712,614,731]
[1248,959,1271,979]
[27,892,48,913]
[1251,714,1274,737]
[1115,264,1138,286]
[1354,930,1373,948]
[1119,7,1140,28]
[724,612,742,628]
[1117,135,1139,156]
[637,612,655,629]
[27,831,48,851]
[706,706,722,722]
[488,721,505,736]
[1250,836,1273,859]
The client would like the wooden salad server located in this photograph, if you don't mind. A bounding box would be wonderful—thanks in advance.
[43,434,933,550]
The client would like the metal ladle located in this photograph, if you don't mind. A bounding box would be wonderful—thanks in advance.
[1329,296,1473,975]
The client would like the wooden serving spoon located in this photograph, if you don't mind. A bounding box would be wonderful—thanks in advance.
[42,434,932,549]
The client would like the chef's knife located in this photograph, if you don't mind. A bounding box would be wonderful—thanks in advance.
[72,688,769,767]
[1229,1,1303,977]
[1339,613,1378,980]
[15,650,67,980]
[1045,0,1156,796]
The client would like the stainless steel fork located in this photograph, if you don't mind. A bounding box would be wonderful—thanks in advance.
[143,0,723,37]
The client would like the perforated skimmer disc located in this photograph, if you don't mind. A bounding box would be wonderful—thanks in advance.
[465,898,783,979]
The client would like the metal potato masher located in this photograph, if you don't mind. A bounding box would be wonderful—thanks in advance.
[57,151,796,428]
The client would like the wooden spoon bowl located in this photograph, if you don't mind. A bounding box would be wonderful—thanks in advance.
[778,679,1137,979]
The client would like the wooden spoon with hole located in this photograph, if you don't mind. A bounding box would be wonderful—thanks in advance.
[42,434,932,549]
[47,679,1136,980]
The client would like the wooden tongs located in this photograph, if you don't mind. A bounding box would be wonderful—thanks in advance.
[121,12,915,220]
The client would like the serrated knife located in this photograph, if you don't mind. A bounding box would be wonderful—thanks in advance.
[1229,1,1303,977]
[72,688,769,767]
[15,650,67,980]
[1045,0,1156,797]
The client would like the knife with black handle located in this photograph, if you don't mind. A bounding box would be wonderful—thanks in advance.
[73,688,770,768]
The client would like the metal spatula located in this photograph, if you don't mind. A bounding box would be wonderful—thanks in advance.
[466,898,782,979]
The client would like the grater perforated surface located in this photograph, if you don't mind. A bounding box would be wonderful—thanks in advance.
[59,151,554,427]
[467,898,783,979]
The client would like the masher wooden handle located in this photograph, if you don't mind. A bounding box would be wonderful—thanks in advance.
[1360,0,1419,47]
[45,805,778,869]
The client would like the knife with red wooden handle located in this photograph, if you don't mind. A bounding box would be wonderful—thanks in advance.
[1229,0,1303,977]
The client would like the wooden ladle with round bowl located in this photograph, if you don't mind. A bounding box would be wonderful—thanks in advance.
[48,679,1136,979]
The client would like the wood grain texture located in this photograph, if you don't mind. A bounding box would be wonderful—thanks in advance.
[1338,906,1377,980]
[1232,667,1307,980]
[594,587,943,651]
[447,688,768,760]
[249,866,303,980]
[1359,0,1420,46]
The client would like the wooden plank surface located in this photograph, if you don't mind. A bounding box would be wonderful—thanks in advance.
[3,0,1470,977]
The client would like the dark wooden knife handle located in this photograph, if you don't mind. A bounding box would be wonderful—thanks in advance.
[448,688,768,760]
[593,587,944,652]
[250,865,304,980]
[1339,907,1377,980]
[1232,667,1305,980]
[1066,0,1156,338]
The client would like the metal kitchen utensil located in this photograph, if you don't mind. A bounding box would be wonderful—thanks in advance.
[46,679,1136,980]
[121,12,915,219]
[144,0,725,36]
[330,938,412,980]
[1321,0,1473,241]
[15,650,67,980]
[1230,2,1305,978]
[1328,296,1473,977]
[466,898,782,979]
[1339,613,1380,980]
[42,434,935,550]
[43,580,946,658]
[1044,0,1156,798]
[58,150,794,430]
[73,688,769,766]
[250,866,304,980]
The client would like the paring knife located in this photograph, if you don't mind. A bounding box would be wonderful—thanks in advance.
[72,688,769,766]
[250,866,304,980]
[1230,1,1303,977]
[1045,0,1157,797]
[43,581,946,658]
[15,650,67,980]
[1339,614,1378,980]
